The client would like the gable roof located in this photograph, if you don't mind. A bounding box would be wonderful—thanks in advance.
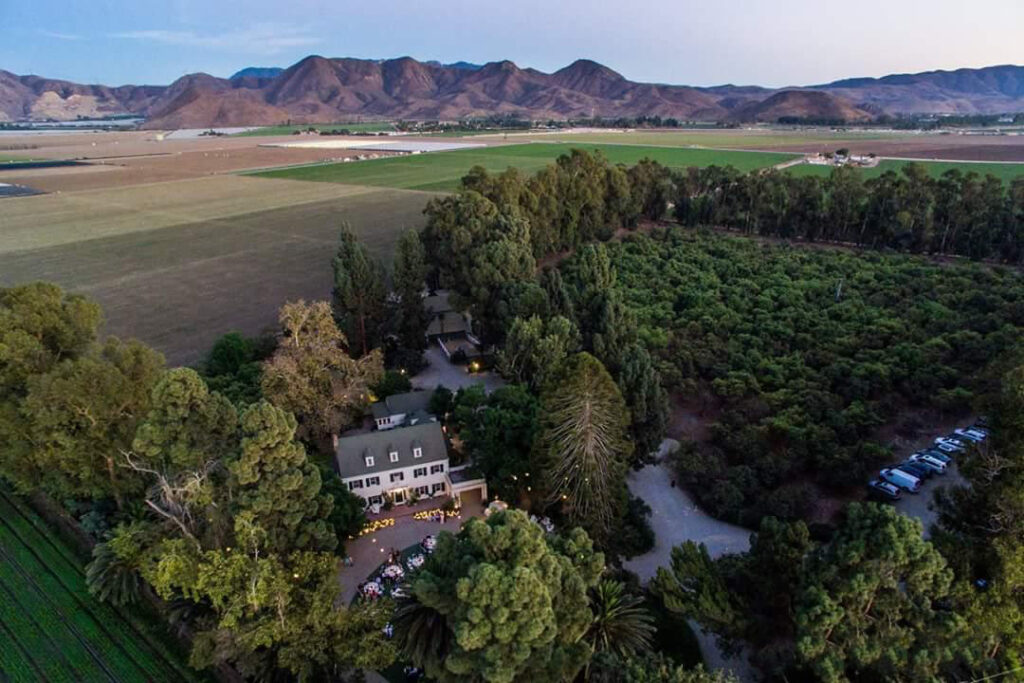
[335,421,448,479]
[370,390,433,419]
[423,291,453,315]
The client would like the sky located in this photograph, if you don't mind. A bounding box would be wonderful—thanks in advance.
[2,0,1022,87]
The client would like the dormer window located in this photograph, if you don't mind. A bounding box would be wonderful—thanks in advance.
[364,456,374,467]
[389,451,399,463]
[413,447,423,458]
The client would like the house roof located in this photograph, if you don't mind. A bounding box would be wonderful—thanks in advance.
[426,310,469,337]
[369,391,433,419]
[423,291,453,315]
[335,421,448,479]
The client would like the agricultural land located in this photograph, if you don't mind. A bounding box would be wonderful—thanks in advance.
[0,489,199,682]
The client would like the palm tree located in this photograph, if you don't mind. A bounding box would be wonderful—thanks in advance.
[586,580,655,657]
[85,542,144,607]
[392,591,453,673]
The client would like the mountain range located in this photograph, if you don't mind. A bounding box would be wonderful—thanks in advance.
[1,56,1022,129]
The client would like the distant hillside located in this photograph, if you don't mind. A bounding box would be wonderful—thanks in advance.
[229,67,284,80]
[2,59,1022,127]
[728,90,875,123]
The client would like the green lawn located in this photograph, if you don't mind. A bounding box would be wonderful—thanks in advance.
[0,489,203,682]
[788,159,1024,183]
[236,122,395,136]
[249,142,797,191]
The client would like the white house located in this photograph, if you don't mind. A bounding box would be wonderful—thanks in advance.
[334,421,487,510]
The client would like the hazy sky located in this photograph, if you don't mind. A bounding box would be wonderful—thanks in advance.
[2,0,1021,87]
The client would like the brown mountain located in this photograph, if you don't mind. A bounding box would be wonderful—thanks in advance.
[2,58,1022,128]
[728,90,875,122]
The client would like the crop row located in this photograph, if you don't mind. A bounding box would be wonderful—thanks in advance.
[0,618,43,683]
[0,553,101,682]
[0,491,203,682]
[0,495,174,681]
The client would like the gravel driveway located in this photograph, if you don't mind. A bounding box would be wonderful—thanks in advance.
[623,440,756,681]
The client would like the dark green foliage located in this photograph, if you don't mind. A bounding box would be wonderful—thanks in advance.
[333,224,388,356]
[585,580,655,657]
[373,369,412,399]
[457,384,540,503]
[201,331,272,407]
[392,227,429,352]
[534,353,633,547]
[590,651,736,683]
[396,509,603,683]
[673,164,1024,263]
[428,385,454,417]
[580,229,1024,524]
[795,503,960,682]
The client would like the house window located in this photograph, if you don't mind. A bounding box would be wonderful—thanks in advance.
[416,485,430,495]
[413,467,427,478]
[348,479,364,490]
[432,482,446,494]
[364,456,374,467]
[413,447,423,458]
[366,476,380,486]
[368,495,383,506]
[430,463,445,474]
[390,472,404,483]
[389,450,399,463]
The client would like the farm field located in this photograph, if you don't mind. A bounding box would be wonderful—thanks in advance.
[484,128,1024,162]
[789,158,1024,183]
[0,175,435,364]
[0,489,199,682]
[249,142,798,191]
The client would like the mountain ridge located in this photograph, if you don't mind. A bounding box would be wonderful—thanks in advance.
[1,58,1021,127]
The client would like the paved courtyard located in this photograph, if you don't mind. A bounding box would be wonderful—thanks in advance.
[411,345,505,393]
[338,498,485,603]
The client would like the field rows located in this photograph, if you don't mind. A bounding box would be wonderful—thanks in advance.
[0,490,199,682]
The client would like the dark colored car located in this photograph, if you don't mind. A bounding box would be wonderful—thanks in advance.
[868,479,902,500]
[921,449,952,465]
[897,461,933,480]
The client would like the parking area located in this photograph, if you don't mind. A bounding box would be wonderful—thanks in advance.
[410,345,505,393]
[867,422,985,535]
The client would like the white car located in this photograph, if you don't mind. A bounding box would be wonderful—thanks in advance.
[880,468,921,493]
[935,438,965,452]
[909,452,947,474]
[955,428,986,442]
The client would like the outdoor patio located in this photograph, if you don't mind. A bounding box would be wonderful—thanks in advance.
[338,495,485,603]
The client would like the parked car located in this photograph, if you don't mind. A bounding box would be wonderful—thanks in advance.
[970,424,989,436]
[881,468,921,493]
[942,434,970,448]
[921,448,952,465]
[935,438,964,452]
[954,429,984,443]
[868,479,902,500]
[897,461,933,480]
[909,452,947,474]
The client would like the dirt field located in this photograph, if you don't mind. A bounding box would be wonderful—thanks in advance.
[0,174,436,364]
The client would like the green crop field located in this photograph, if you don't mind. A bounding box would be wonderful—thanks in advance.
[0,489,202,682]
[249,142,798,191]
[787,159,1024,183]
[485,129,899,148]
[236,122,395,136]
